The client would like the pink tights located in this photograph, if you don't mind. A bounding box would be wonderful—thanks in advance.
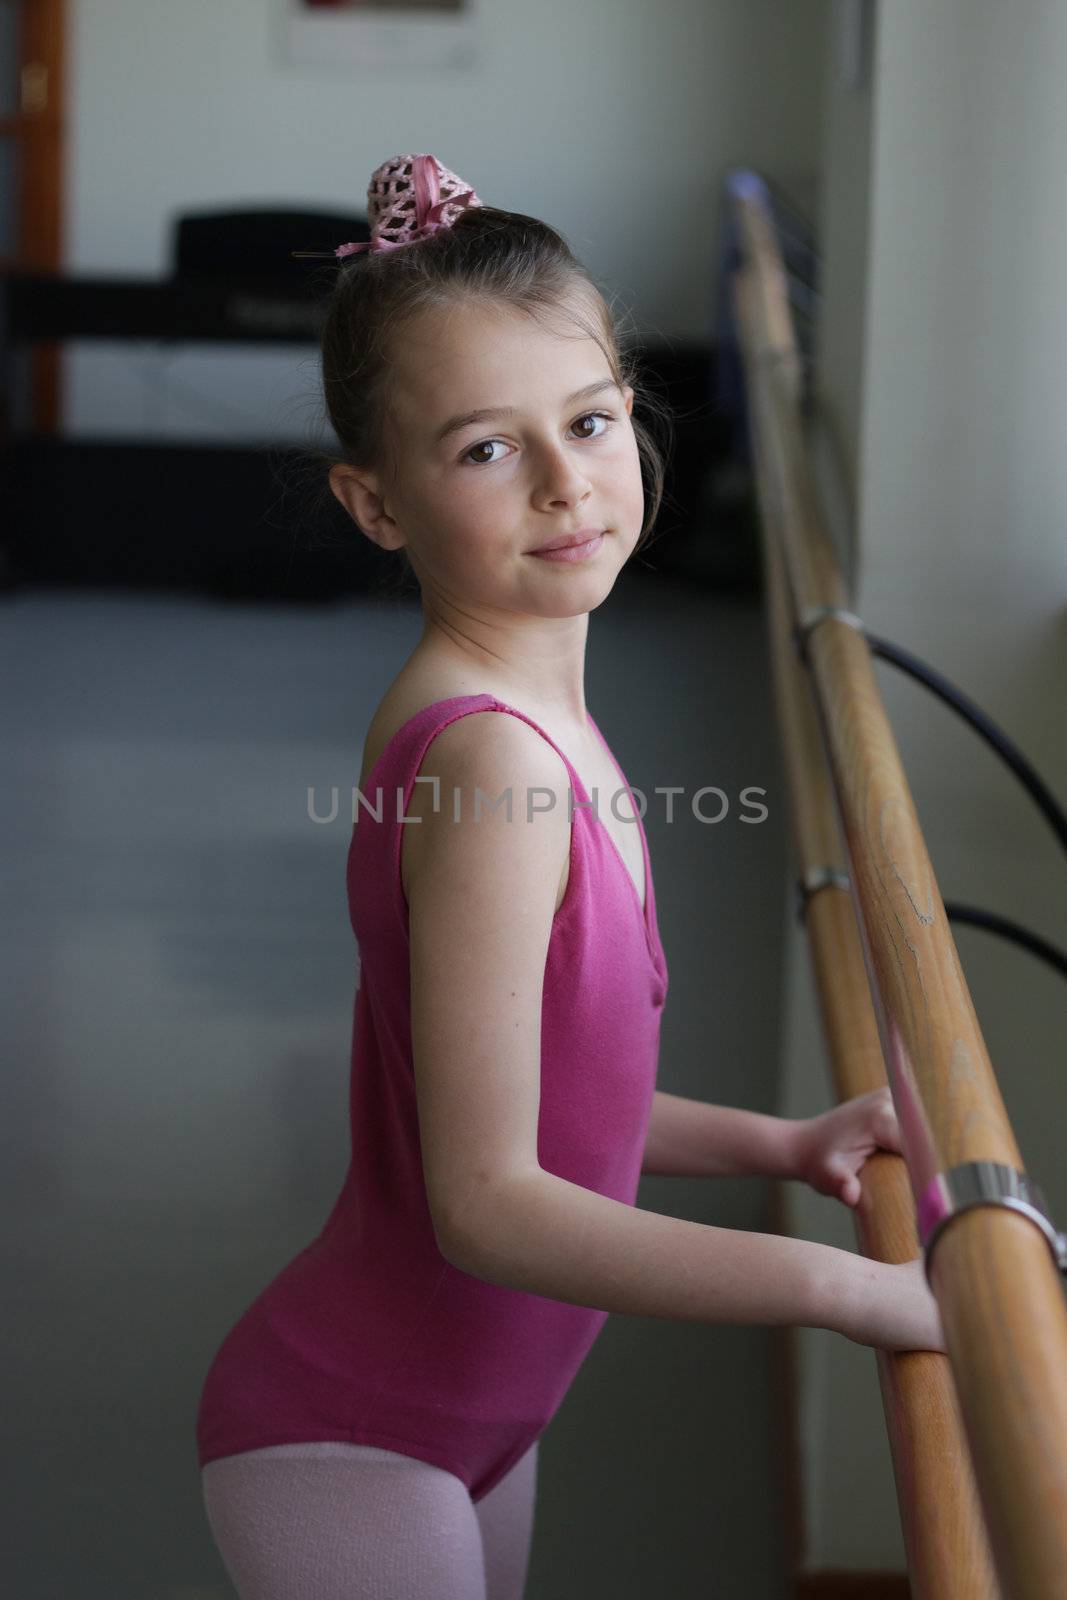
[200,1439,539,1600]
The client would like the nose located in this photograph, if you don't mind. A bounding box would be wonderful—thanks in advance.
[531,439,594,512]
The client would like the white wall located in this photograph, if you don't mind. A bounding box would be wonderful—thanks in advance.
[782,0,1067,1571]
[62,0,829,439]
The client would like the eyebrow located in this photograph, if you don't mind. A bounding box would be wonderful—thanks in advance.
[432,378,622,446]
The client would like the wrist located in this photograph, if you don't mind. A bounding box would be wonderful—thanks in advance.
[828,1248,884,1342]
[782,1115,812,1184]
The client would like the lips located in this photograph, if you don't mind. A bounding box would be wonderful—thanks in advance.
[528,528,605,553]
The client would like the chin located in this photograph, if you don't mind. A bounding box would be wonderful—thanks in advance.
[535,569,624,619]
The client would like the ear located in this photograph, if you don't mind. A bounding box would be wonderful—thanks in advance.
[328,463,406,552]
[622,385,635,416]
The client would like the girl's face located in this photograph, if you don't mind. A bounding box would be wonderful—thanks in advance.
[342,291,645,621]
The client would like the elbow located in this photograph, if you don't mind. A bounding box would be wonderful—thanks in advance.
[431,1166,542,1280]
[432,1216,476,1271]
[433,1213,499,1279]
[428,1188,491,1274]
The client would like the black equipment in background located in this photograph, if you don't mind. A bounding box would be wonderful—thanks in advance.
[1,207,746,599]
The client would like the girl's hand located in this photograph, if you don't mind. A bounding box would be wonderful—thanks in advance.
[793,1087,902,1207]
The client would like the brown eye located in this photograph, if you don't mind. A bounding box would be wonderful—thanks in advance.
[462,439,506,466]
[572,412,614,440]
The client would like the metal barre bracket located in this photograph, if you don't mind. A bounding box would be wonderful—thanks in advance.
[794,605,867,666]
[794,866,851,925]
[919,1161,1067,1287]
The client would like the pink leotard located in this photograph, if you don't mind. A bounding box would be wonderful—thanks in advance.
[196,693,669,1503]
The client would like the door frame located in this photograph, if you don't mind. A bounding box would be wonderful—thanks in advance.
[1,0,66,431]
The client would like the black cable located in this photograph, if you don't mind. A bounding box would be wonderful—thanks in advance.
[944,902,1067,980]
[803,624,1067,985]
[865,631,1067,858]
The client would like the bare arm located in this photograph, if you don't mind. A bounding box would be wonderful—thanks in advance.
[442,1160,942,1353]
[641,1090,804,1179]
[406,712,943,1356]
[444,1162,865,1333]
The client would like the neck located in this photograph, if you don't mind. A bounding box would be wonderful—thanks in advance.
[414,612,592,731]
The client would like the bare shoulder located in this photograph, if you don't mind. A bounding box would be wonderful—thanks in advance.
[416,703,567,786]
[401,707,572,910]
[360,670,514,788]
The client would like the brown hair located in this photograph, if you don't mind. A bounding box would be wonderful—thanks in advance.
[305,204,673,598]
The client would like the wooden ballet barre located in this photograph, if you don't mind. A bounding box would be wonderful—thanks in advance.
[728,172,1067,1600]
[746,298,998,1598]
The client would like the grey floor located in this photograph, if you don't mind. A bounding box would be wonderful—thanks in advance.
[2,569,791,1599]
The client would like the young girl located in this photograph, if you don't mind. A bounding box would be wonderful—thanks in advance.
[196,153,944,1600]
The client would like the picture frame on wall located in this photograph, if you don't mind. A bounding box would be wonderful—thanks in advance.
[282,0,479,71]
[300,1,464,9]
